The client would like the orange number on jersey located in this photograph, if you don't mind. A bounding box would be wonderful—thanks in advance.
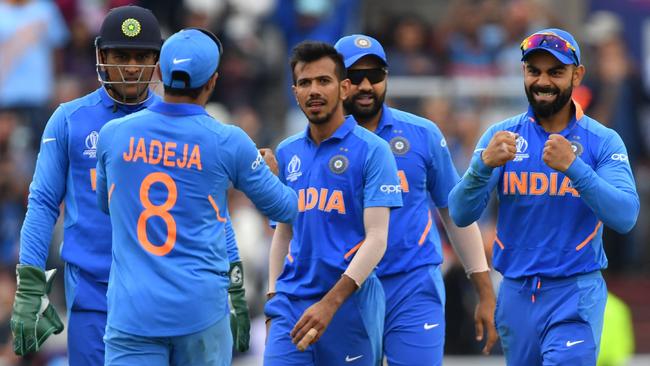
[90,169,97,191]
[397,170,410,193]
[137,172,177,256]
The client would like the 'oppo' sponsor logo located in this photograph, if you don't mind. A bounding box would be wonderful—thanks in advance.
[380,185,402,193]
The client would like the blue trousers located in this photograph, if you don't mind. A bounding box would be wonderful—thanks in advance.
[496,271,607,366]
[380,264,445,366]
[264,274,384,366]
[104,314,232,366]
[65,263,107,366]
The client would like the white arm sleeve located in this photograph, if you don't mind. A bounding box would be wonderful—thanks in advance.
[268,222,292,293]
[438,207,490,275]
[343,206,389,287]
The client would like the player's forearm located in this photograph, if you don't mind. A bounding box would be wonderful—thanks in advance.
[248,175,298,224]
[438,208,490,275]
[321,274,358,309]
[268,223,292,293]
[448,153,495,227]
[19,203,58,269]
[19,186,64,268]
[224,218,241,263]
[468,270,495,301]
[343,207,389,287]
[565,158,639,233]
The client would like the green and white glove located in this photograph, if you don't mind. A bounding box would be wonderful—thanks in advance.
[10,265,64,356]
[228,261,250,352]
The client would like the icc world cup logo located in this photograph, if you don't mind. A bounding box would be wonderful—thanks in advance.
[515,136,528,153]
[83,131,99,159]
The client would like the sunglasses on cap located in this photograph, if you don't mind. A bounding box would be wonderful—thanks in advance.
[347,68,387,85]
[520,32,578,65]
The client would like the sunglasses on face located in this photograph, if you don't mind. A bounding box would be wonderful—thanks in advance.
[520,33,578,65]
[347,68,387,85]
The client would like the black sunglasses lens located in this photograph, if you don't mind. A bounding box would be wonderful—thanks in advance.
[348,69,386,85]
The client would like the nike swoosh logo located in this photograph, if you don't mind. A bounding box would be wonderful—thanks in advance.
[42,138,56,144]
[566,340,585,347]
[474,148,486,153]
[345,355,363,362]
[173,58,191,64]
[424,323,440,330]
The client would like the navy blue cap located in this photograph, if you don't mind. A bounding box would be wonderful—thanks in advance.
[521,28,581,65]
[334,34,387,68]
[159,29,220,89]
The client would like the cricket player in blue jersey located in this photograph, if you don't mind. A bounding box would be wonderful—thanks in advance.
[264,41,403,366]
[335,34,498,365]
[95,27,297,366]
[10,6,163,364]
[448,28,640,365]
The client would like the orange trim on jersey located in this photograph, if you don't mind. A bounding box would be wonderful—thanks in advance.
[575,221,602,251]
[207,195,227,222]
[108,184,115,203]
[344,240,365,260]
[418,211,433,246]
[494,235,505,250]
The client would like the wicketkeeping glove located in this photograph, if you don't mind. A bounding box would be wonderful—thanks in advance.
[10,265,64,356]
[228,261,250,352]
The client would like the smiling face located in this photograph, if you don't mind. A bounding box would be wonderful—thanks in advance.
[523,51,584,119]
[292,57,349,125]
[343,56,387,121]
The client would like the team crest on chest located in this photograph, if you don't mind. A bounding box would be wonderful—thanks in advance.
[329,155,349,174]
[83,131,99,159]
[389,136,410,155]
[570,140,583,156]
[287,155,302,182]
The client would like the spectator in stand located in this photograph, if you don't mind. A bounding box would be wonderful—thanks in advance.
[0,0,69,149]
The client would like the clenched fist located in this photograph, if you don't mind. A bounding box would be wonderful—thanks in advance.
[543,134,576,172]
[482,131,517,168]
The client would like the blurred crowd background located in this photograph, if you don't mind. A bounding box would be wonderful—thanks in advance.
[0,0,649,365]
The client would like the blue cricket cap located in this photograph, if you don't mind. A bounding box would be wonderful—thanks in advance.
[334,34,387,68]
[160,29,220,89]
[521,28,581,66]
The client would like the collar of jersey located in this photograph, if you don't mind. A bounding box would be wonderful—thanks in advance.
[526,99,584,135]
[303,115,356,143]
[375,104,394,133]
[98,86,156,111]
[148,100,209,116]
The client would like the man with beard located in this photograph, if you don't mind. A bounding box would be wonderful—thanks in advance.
[334,34,498,365]
[264,41,402,366]
[449,28,639,365]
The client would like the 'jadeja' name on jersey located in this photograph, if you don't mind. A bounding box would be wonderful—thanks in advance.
[122,137,202,170]
[502,171,579,197]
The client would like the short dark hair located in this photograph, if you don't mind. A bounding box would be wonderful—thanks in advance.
[289,41,346,85]
[163,85,203,99]
[163,70,215,99]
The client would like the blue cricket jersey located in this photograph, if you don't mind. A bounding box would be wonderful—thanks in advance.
[96,100,297,337]
[370,106,460,277]
[19,87,157,311]
[274,116,403,298]
[449,102,639,278]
